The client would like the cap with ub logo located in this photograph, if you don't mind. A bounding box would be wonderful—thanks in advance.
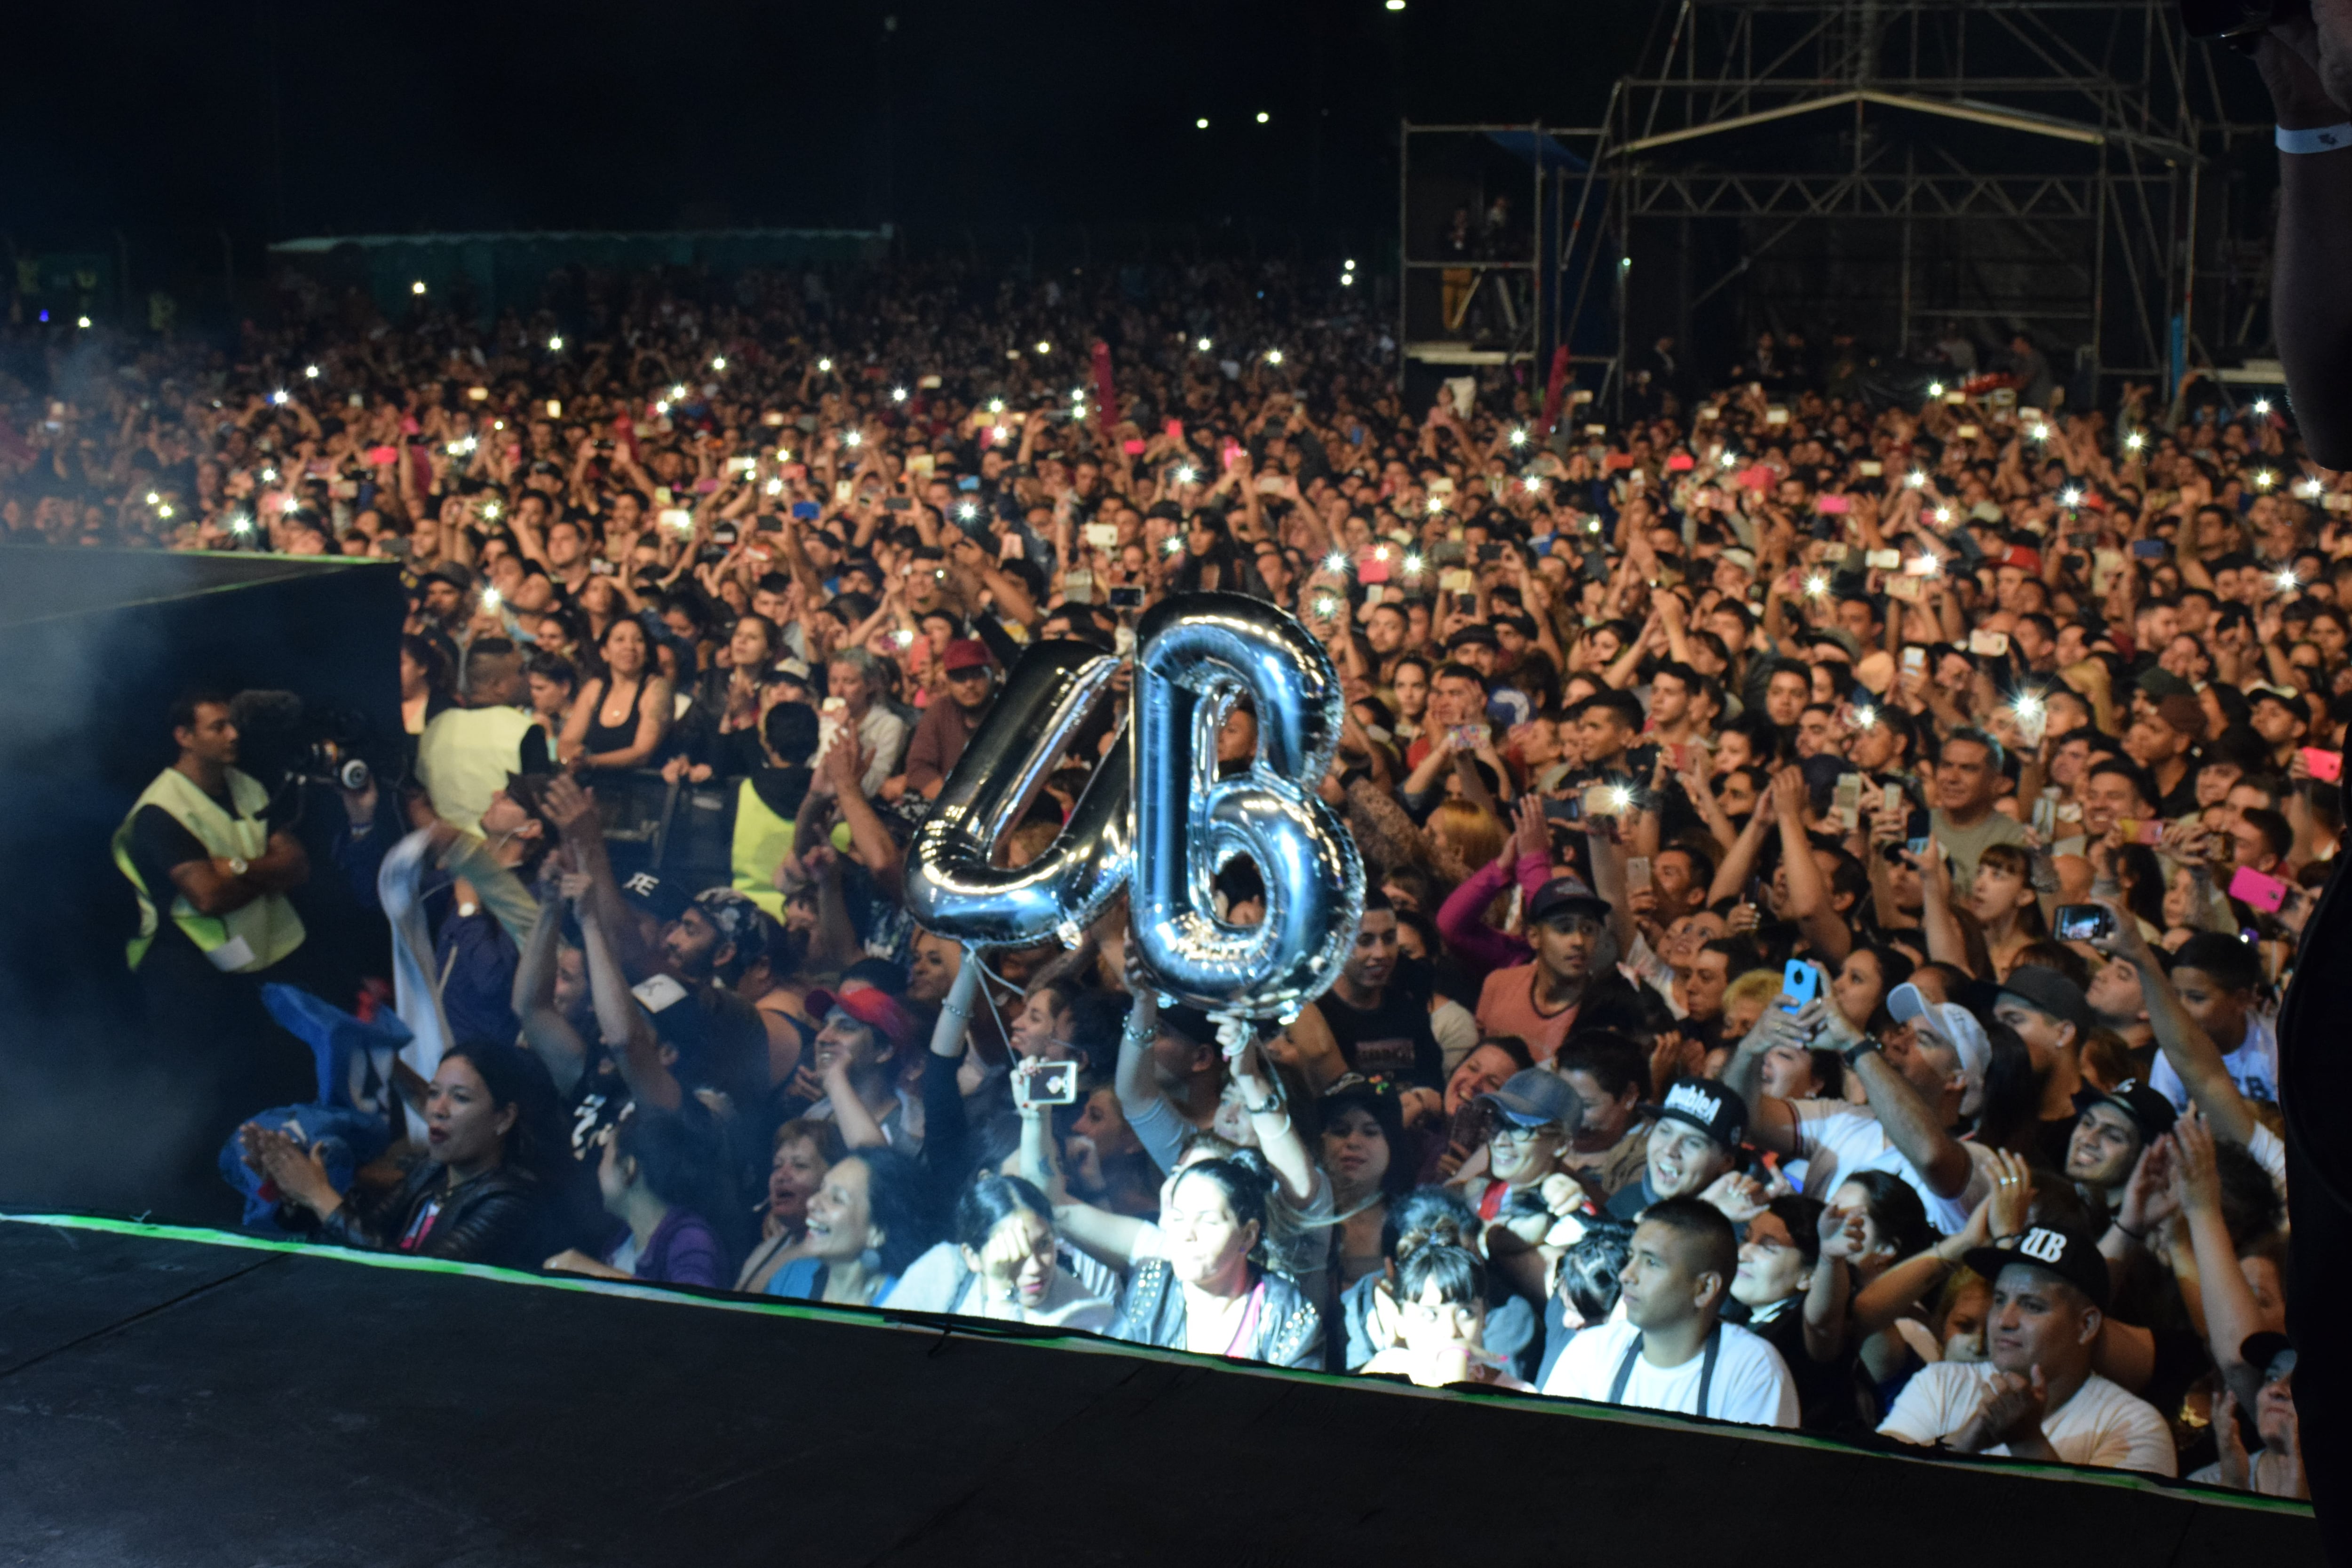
[1653,1077,1746,1151]
[1963,1223,2110,1311]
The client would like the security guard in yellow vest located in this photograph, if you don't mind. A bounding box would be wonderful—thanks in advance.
[727,697,825,919]
[117,692,322,1220]
[114,693,310,979]
[414,639,551,832]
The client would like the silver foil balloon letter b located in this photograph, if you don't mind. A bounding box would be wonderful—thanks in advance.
[1128,592,1365,1018]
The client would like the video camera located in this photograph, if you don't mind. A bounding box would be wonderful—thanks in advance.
[228,690,375,795]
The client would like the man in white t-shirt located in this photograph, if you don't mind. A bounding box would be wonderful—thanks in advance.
[1729,986,1992,1234]
[1541,1197,1798,1428]
[1877,1225,2175,1474]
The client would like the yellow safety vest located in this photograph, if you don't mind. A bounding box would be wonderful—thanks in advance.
[729,777,853,920]
[416,705,538,833]
[730,778,797,920]
[112,765,305,974]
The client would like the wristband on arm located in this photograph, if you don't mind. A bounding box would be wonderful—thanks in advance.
[2277,123,2352,154]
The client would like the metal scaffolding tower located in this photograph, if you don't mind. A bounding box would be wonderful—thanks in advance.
[1585,0,2238,408]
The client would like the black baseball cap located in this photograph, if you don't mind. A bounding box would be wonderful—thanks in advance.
[2240,1332,2296,1380]
[1526,875,1611,926]
[2089,1079,2177,1145]
[1653,1076,1747,1152]
[2245,683,2304,715]
[1996,964,2096,1038]
[1964,1224,2111,1311]
[619,869,692,924]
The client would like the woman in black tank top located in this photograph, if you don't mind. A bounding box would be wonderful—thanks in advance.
[561,616,671,774]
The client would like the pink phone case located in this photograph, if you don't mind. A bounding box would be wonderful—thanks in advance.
[2228,865,2290,913]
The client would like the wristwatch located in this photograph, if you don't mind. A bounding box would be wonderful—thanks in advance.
[1841,1035,1883,1069]
[227,856,250,877]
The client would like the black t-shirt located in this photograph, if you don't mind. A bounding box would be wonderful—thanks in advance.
[561,1050,630,1162]
[1318,987,1443,1091]
[1729,1294,1871,1433]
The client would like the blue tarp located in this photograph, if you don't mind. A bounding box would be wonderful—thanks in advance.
[1484,130,1590,175]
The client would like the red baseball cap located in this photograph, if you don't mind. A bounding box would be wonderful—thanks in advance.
[806,986,921,1050]
[942,639,993,675]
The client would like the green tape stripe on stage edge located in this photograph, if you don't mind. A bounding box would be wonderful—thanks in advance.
[0,1210,2309,1518]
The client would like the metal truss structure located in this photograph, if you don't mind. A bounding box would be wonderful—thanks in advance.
[1398,2,2261,410]
[1598,0,2244,403]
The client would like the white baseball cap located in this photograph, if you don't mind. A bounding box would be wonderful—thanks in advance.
[1888,982,1991,1115]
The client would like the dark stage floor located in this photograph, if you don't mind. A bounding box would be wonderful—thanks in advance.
[0,1214,2317,1567]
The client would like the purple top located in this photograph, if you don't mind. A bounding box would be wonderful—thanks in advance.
[616,1208,726,1290]
[1435,851,1552,979]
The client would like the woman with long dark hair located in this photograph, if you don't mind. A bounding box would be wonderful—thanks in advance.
[559,615,672,776]
[1111,1153,1323,1367]
[762,1146,938,1306]
[1320,1088,1416,1299]
[240,1041,569,1271]
[544,1108,734,1289]
[882,1175,1117,1329]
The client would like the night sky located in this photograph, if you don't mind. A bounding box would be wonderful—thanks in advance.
[2,0,1650,243]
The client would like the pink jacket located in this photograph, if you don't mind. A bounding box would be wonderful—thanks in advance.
[1435,850,1552,982]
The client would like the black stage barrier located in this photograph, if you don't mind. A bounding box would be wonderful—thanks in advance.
[0,549,403,1221]
[0,1214,2315,1568]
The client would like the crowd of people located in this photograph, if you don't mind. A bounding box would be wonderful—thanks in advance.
[22,248,2331,1497]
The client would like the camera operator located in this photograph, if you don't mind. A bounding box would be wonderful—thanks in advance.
[112,691,317,1184]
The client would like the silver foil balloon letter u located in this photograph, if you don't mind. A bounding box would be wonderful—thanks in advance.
[1128,592,1365,1018]
[902,640,1130,949]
